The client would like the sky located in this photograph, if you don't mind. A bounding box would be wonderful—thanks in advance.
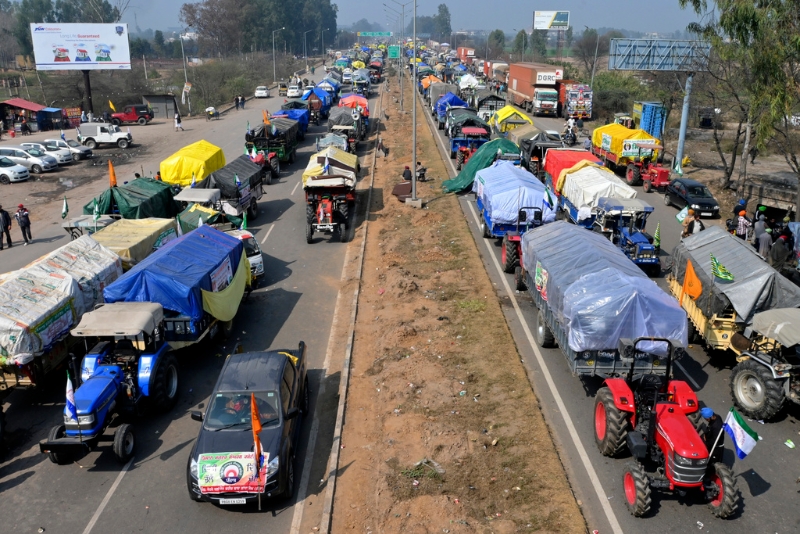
[122,0,704,35]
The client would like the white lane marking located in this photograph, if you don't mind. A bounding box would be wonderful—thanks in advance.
[82,456,135,534]
[674,360,701,390]
[261,224,275,245]
[291,181,301,196]
[418,94,622,533]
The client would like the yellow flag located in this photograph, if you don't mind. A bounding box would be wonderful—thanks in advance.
[108,100,116,112]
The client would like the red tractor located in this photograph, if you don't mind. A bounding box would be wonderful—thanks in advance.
[634,142,671,193]
[593,338,739,518]
[501,206,542,274]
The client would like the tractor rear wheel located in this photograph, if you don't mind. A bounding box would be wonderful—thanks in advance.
[306,222,314,244]
[270,157,280,182]
[730,359,785,420]
[514,266,526,291]
[338,203,350,229]
[502,235,518,273]
[594,387,630,457]
[338,222,347,243]
[113,423,135,463]
[705,462,739,518]
[151,354,179,412]
[248,199,258,220]
[456,151,465,171]
[643,179,652,193]
[306,204,316,224]
[626,164,642,185]
[46,424,70,465]
[535,310,555,348]
[622,461,652,517]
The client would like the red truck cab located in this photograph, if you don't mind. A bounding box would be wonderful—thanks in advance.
[111,104,154,126]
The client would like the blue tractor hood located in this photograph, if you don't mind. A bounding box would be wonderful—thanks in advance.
[74,365,123,415]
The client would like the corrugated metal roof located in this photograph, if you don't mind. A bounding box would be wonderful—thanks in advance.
[2,98,45,112]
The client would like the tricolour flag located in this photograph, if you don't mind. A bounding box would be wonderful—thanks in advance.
[190,173,196,188]
[723,407,759,459]
[323,156,331,174]
[61,196,69,219]
[653,222,661,248]
[710,253,734,281]
[543,186,554,210]
[66,372,77,421]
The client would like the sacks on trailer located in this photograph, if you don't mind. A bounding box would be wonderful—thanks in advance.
[560,165,636,210]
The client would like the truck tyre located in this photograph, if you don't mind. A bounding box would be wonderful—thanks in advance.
[248,199,258,220]
[117,138,130,149]
[535,310,555,348]
[706,462,739,518]
[270,158,280,181]
[151,354,179,412]
[137,117,147,126]
[113,423,135,463]
[456,151,465,170]
[480,220,490,238]
[111,118,121,126]
[514,266,526,291]
[46,424,70,465]
[84,139,97,150]
[338,222,347,242]
[501,236,518,273]
[594,387,630,457]
[622,461,652,517]
[730,359,785,420]
[626,164,641,185]
[306,222,314,244]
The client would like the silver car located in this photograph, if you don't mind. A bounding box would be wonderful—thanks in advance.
[21,141,73,165]
[44,138,94,160]
[0,146,58,173]
[0,156,30,184]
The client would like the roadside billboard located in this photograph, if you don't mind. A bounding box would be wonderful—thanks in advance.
[29,23,131,71]
[533,11,570,30]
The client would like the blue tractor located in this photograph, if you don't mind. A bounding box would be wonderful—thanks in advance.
[593,197,660,276]
[39,302,179,465]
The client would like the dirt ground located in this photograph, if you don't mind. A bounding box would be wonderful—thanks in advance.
[330,77,585,533]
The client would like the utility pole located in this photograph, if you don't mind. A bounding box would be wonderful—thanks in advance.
[303,29,313,71]
[412,0,417,201]
[272,27,285,84]
[388,0,412,111]
[179,33,191,115]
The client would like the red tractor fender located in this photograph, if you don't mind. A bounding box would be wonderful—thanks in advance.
[666,380,700,415]
[505,231,521,243]
[603,378,636,414]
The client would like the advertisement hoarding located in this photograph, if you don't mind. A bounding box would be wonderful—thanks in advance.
[29,23,131,71]
[533,11,570,30]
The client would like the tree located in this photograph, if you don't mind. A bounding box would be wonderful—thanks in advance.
[530,29,547,60]
[406,15,437,37]
[512,30,527,57]
[565,26,573,48]
[153,30,165,56]
[434,3,451,41]
[0,0,19,68]
[487,29,504,59]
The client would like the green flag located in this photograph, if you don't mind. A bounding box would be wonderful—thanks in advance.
[61,196,69,219]
[710,253,734,281]
[92,197,100,222]
[653,222,661,248]
[241,210,247,230]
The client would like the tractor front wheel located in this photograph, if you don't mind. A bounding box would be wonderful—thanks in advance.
[730,359,785,420]
[338,222,347,243]
[643,179,652,193]
[594,387,630,457]
[306,222,314,244]
[705,462,739,518]
[113,424,135,463]
[502,235,518,273]
[622,461,652,517]
[46,424,70,465]
[151,354,179,412]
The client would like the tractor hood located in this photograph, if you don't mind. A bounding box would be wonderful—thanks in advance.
[655,404,708,459]
[74,365,123,415]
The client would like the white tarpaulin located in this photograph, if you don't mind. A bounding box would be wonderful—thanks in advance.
[0,236,122,365]
[473,161,555,224]
[561,165,636,210]
[458,73,480,89]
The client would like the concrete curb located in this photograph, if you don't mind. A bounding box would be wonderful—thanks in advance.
[318,81,385,534]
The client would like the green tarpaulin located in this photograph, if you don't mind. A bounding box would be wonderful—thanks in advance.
[177,203,242,233]
[442,138,520,193]
[84,178,181,220]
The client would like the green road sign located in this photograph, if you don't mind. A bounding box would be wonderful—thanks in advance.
[357,32,393,37]
[388,45,401,59]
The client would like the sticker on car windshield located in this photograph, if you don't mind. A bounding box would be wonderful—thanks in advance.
[198,451,269,494]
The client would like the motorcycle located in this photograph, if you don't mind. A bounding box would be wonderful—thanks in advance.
[562,128,577,147]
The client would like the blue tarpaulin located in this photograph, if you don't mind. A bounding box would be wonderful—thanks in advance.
[103,226,244,325]
[273,108,310,133]
[454,64,467,71]
[436,92,467,118]
[303,87,332,107]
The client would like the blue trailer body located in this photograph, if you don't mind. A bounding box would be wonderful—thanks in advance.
[273,109,310,135]
[633,101,666,139]
[435,93,467,128]
[544,174,595,229]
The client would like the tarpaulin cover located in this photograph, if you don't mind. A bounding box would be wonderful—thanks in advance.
[84,177,182,220]
[328,106,362,129]
[302,88,333,111]
[302,147,358,187]
[273,109,309,133]
[104,226,244,326]
[420,75,443,89]
[522,222,688,352]
[561,165,637,209]
[91,218,178,270]
[0,236,122,365]
[197,154,262,199]
[543,149,600,187]
[339,95,369,116]
[458,74,479,89]
[429,84,458,107]
[591,123,659,158]
[751,308,800,347]
[202,251,250,322]
[442,138,520,193]
[250,117,298,140]
[490,105,533,133]
[177,203,241,233]
[671,225,800,323]
[316,133,348,151]
[436,93,467,118]
[472,161,555,224]
[160,140,226,188]
[507,124,542,145]
[280,99,310,110]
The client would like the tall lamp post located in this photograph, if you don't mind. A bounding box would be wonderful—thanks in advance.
[585,26,600,89]
[272,27,285,84]
[321,28,329,64]
[179,31,192,115]
[303,29,313,70]
[386,0,412,111]
[411,0,417,201]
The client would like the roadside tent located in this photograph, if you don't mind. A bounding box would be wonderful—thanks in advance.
[160,140,226,188]
[84,177,182,219]
[490,105,534,134]
[442,138,519,193]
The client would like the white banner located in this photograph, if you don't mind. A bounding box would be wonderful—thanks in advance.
[29,23,131,71]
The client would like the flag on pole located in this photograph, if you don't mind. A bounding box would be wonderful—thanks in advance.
[76,127,82,142]
[653,222,661,248]
[710,253,734,281]
[92,197,100,222]
[241,210,248,230]
[176,214,184,236]
[676,205,689,223]
[250,393,264,483]
[323,157,330,174]
[190,173,196,188]
[108,99,116,112]
[108,159,117,187]
[723,407,759,459]
[235,173,241,187]
[60,129,66,141]
[61,196,69,219]
[543,186,554,210]
[66,372,77,421]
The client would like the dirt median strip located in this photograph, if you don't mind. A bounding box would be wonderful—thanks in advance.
[330,73,586,532]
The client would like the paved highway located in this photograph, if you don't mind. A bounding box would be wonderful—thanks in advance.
[419,88,800,533]
[0,89,378,533]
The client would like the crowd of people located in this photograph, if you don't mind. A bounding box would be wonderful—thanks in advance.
[730,200,795,271]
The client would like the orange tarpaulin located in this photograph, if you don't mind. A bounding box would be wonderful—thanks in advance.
[420,75,443,89]
[338,95,369,116]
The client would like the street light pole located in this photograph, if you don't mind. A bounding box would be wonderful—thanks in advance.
[303,29,313,71]
[179,32,191,115]
[388,0,412,112]
[321,28,329,64]
[272,27,285,84]
[411,0,417,201]
[585,26,600,89]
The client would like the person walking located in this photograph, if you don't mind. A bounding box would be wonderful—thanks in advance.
[735,210,751,240]
[239,95,245,109]
[758,228,773,257]
[0,204,12,249]
[681,209,696,237]
[174,112,184,132]
[14,204,31,246]
[689,212,705,235]
[234,96,240,111]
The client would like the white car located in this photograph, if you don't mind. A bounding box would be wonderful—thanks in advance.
[21,141,73,165]
[0,156,30,184]
[0,146,58,173]
[287,85,302,98]
[224,229,264,281]
[44,138,93,160]
[254,86,270,98]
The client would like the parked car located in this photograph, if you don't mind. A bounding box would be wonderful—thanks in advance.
[186,344,308,505]
[0,146,58,173]
[43,138,93,160]
[111,104,154,126]
[664,177,720,218]
[78,123,133,149]
[254,86,270,98]
[225,229,265,282]
[287,85,302,98]
[20,141,73,165]
[0,156,30,184]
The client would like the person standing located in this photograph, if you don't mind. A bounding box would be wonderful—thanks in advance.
[239,95,245,109]
[681,209,696,237]
[174,112,184,132]
[758,228,773,257]
[735,210,751,240]
[14,204,31,246]
[770,234,791,271]
[700,407,724,465]
[234,96,240,111]
[690,212,705,235]
[0,204,12,249]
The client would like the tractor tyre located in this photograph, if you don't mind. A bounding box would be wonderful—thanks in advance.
[113,423,135,464]
[687,410,704,435]
[622,461,652,517]
[338,203,350,228]
[626,163,641,185]
[456,151,465,171]
[46,424,70,465]
[501,235,518,273]
[687,320,699,344]
[151,354,179,413]
[514,266,526,291]
[730,359,785,420]
[706,462,740,518]
[248,199,258,221]
[594,387,630,457]
[535,310,556,348]
[306,204,316,224]
[338,222,347,243]
[349,141,357,153]
[306,222,314,244]
[480,220,490,239]
[643,179,652,193]
[270,158,280,181]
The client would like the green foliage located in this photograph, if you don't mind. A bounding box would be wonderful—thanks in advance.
[487,29,504,59]
[592,72,649,123]
[434,4,451,40]
[512,30,527,56]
